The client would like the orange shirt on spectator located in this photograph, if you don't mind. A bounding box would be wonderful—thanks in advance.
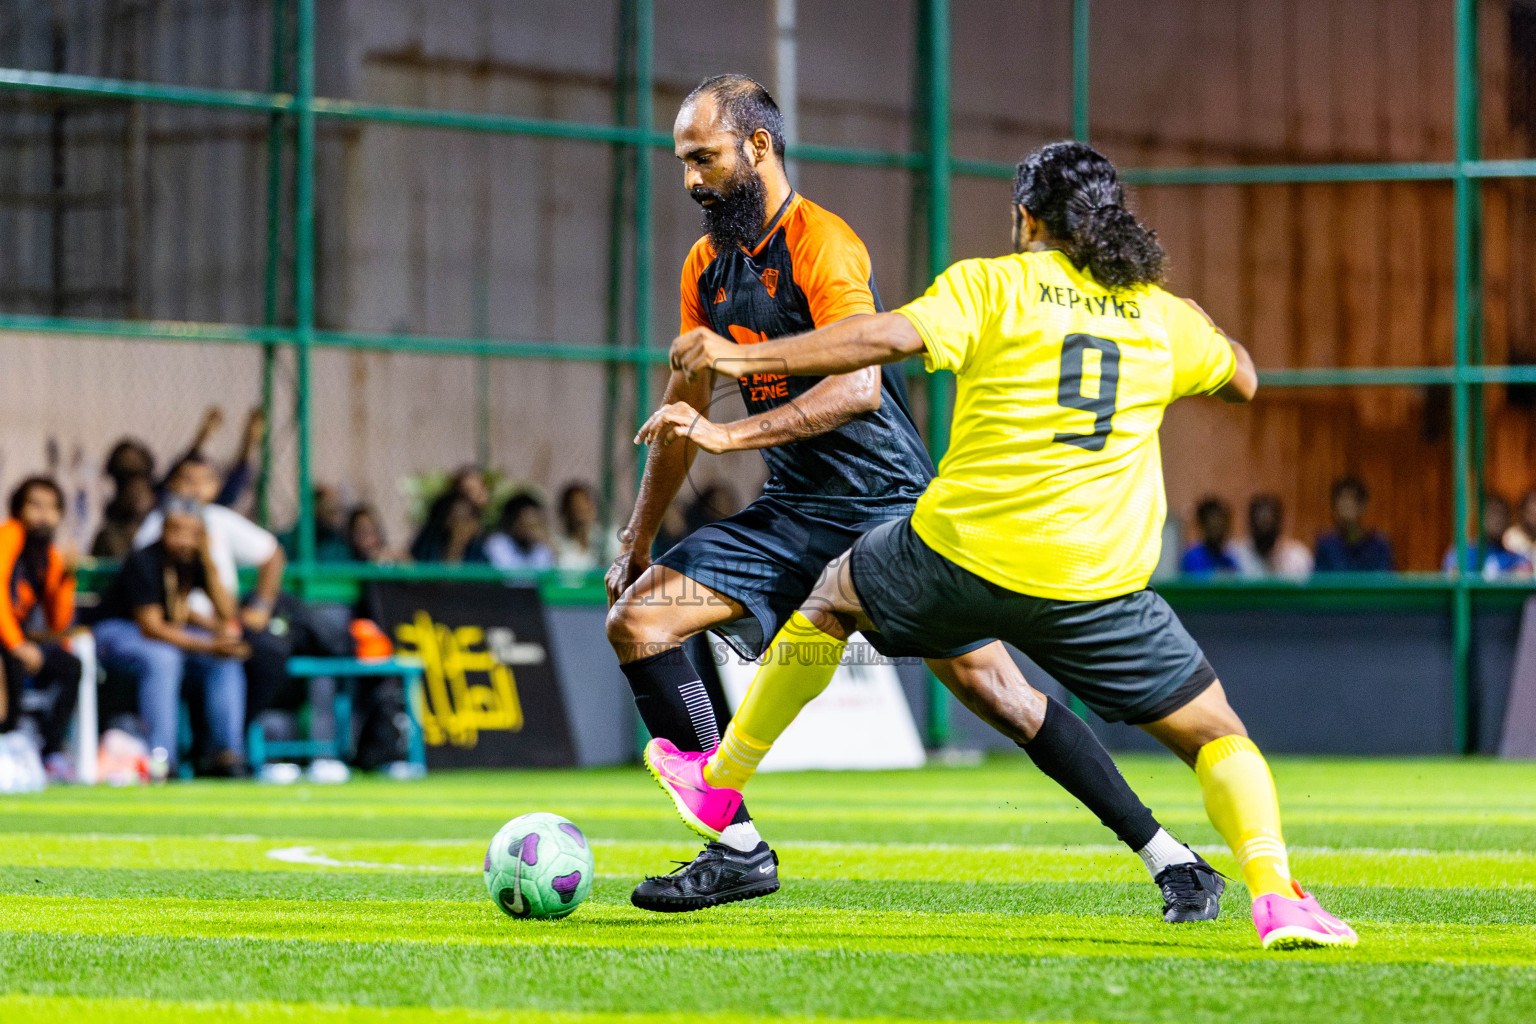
[0,519,75,652]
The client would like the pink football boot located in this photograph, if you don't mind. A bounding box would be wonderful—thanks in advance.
[1252,881,1359,949]
[644,738,744,841]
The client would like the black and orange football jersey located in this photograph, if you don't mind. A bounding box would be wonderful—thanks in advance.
[679,192,932,521]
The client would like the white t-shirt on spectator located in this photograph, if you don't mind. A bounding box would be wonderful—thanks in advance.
[134,504,279,614]
[485,533,555,571]
[1231,536,1314,582]
[554,529,620,572]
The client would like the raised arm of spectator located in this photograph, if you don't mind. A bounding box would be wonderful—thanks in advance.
[216,407,267,507]
[159,406,226,492]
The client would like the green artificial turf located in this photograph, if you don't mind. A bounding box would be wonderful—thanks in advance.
[2,756,1534,1022]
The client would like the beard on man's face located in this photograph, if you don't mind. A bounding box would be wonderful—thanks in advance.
[165,546,200,572]
[691,153,768,255]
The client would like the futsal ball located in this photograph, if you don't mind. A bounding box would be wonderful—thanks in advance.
[484,812,595,919]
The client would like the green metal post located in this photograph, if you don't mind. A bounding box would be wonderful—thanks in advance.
[474,272,491,469]
[1061,0,1095,722]
[257,0,288,528]
[922,0,953,747]
[1451,0,1478,754]
[1072,0,1089,141]
[632,0,654,490]
[601,0,636,533]
[293,0,317,571]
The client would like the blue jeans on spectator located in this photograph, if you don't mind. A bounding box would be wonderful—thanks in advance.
[93,618,246,767]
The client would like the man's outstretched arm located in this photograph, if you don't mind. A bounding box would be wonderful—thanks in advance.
[634,366,880,453]
[669,312,925,382]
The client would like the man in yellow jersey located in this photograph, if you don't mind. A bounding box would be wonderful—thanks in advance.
[648,141,1357,951]
[617,79,1225,924]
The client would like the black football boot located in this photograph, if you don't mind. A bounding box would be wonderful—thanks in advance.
[1155,847,1226,923]
[631,841,780,912]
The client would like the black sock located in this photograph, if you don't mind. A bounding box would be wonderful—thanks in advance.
[620,645,753,823]
[1021,695,1159,850]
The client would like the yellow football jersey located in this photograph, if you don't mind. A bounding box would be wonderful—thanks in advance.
[896,249,1236,601]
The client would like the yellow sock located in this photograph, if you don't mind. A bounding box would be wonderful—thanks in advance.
[1195,734,1297,899]
[704,612,846,790]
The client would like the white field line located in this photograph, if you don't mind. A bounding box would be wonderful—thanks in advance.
[10,831,1530,861]
[253,840,1536,876]
[264,846,475,874]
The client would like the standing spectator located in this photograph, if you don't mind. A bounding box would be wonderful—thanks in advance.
[346,506,391,563]
[94,498,250,777]
[1315,476,1395,572]
[1444,493,1533,578]
[136,455,289,728]
[91,473,157,558]
[1502,488,1536,561]
[411,492,488,563]
[553,482,616,571]
[0,478,81,779]
[1231,494,1313,581]
[1180,497,1238,575]
[486,493,555,570]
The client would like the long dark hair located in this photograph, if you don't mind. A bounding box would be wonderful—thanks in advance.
[1013,141,1164,290]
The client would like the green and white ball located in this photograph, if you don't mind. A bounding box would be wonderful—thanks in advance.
[484,812,594,919]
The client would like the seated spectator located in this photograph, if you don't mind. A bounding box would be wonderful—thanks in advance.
[1231,494,1313,581]
[553,482,616,571]
[91,472,156,558]
[1180,497,1238,575]
[94,498,250,777]
[411,492,488,564]
[451,465,492,519]
[282,484,351,562]
[136,455,289,731]
[1503,488,1536,562]
[409,468,491,563]
[1315,476,1395,572]
[1444,493,1533,578]
[0,478,81,780]
[486,493,555,571]
[347,506,391,563]
[104,437,156,491]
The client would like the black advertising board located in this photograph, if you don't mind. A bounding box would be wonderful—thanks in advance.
[369,582,576,768]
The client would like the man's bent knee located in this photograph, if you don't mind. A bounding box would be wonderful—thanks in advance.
[605,593,686,662]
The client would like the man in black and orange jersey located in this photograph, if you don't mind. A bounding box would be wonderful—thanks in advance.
[0,477,80,779]
[607,76,1219,921]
